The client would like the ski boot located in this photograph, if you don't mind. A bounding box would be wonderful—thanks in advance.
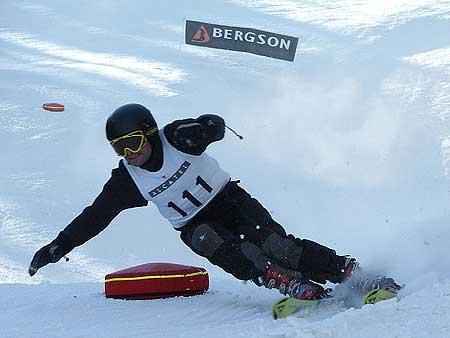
[346,266,401,293]
[339,257,402,304]
[341,257,359,281]
[343,262,402,304]
[263,263,331,300]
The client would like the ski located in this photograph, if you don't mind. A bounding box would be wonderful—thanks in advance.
[272,289,398,319]
[272,296,340,319]
[363,288,397,304]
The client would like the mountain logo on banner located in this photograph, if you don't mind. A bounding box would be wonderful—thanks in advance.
[185,20,299,62]
[191,25,210,43]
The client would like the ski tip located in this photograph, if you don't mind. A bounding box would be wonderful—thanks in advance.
[363,289,397,305]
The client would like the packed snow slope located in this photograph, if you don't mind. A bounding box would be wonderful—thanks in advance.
[1,1,450,337]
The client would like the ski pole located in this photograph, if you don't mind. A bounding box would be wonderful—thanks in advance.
[225,124,243,140]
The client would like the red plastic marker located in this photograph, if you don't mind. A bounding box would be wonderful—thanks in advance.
[42,102,65,112]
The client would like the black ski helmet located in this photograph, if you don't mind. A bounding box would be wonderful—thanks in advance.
[106,103,157,141]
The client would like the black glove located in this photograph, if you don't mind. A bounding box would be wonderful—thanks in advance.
[173,121,209,149]
[197,114,225,130]
[169,115,225,154]
[198,114,225,141]
[174,114,225,146]
[28,232,75,276]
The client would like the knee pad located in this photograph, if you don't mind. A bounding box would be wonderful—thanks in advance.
[261,233,303,269]
[240,242,271,273]
[190,224,224,258]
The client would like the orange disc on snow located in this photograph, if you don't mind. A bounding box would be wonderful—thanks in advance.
[42,103,65,112]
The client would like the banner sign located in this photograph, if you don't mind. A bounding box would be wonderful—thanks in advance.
[185,20,299,62]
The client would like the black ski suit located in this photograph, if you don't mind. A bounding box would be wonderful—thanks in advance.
[29,114,347,284]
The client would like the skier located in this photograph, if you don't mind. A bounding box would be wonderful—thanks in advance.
[29,103,400,300]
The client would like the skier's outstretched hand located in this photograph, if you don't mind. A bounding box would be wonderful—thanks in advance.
[173,114,225,149]
[198,114,225,138]
[173,121,209,148]
[28,233,74,276]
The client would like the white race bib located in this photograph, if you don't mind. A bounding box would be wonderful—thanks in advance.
[124,130,230,228]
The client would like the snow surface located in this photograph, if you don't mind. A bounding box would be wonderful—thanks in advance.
[1,1,450,337]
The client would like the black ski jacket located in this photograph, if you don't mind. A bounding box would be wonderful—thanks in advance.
[60,114,225,248]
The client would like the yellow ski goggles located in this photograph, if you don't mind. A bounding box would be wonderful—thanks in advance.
[110,128,157,157]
